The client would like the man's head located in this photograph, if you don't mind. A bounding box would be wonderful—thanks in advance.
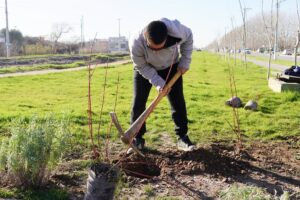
[145,20,168,50]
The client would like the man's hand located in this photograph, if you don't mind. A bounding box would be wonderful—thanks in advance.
[156,86,171,96]
[177,66,189,75]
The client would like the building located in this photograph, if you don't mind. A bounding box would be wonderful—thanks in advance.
[81,36,129,54]
[108,36,129,53]
[93,39,109,53]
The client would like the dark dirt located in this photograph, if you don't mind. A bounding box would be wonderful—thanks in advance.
[0,54,128,67]
[0,137,299,199]
[113,138,300,199]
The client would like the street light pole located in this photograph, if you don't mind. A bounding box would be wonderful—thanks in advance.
[5,0,10,58]
[117,18,121,38]
[274,0,286,60]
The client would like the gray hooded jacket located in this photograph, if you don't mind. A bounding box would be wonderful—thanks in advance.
[129,18,193,89]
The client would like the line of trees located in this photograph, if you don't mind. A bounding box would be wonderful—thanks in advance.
[206,12,299,53]
[0,23,80,57]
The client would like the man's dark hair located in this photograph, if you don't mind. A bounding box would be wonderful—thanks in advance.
[146,21,168,44]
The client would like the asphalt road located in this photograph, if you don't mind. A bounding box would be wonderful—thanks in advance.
[251,52,296,62]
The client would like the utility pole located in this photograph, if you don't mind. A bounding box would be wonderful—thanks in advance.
[117,18,121,52]
[274,0,286,60]
[5,0,10,58]
[117,18,121,38]
[80,16,85,50]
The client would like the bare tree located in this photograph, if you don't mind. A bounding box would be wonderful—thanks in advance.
[50,23,72,54]
[295,0,300,67]
[238,0,250,68]
[262,0,275,80]
[231,17,237,66]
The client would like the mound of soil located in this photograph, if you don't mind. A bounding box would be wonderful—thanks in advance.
[0,54,126,67]
[1,139,298,199]
[115,141,300,199]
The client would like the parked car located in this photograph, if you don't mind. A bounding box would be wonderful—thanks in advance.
[282,49,293,55]
[256,47,265,53]
[243,48,251,54]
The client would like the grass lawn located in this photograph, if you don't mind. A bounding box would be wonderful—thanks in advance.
[0,51,299,199]
[0,51,299,144]
[0,61,86,74]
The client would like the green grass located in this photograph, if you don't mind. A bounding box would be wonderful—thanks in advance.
[0,51,299,144]
[0,51,299,199]
[0,61,86,74]
[219,184,272,200]
[0,187,68,200]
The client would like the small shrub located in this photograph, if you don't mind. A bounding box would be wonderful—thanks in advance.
[143,184,155,197]
[0,115,71,188]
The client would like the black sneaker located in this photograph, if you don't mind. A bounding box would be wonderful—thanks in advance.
[127,137,145,154]
[177,135,196,151]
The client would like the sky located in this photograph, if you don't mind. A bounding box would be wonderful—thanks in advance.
[0,0,297,48]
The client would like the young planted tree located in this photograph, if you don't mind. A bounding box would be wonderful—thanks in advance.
[226,61,242,153]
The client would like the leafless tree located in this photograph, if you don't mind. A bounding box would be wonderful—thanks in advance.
[295,0,300,67]
[231,17,237,66]
[238,0,250,68]
[262,0,275,80]
[50,23,72,54]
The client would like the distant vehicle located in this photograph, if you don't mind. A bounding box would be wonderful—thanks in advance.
[282,49,293,55]
[256,47,265,53]
[243,48,251,54]
[230,49,237,54]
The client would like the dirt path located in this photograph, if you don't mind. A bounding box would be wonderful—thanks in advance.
[0,60,132,78]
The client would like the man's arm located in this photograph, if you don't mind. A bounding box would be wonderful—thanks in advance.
[178,29,193,73]
[161,18,193,74]
[129,36,166,91]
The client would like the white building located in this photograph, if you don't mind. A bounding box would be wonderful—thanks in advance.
[108,36,129,53]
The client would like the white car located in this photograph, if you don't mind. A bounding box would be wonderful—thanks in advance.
[282,49,292,55]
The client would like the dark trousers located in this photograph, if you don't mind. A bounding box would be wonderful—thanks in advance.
[131,63,188,139]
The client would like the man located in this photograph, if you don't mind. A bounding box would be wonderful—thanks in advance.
[129,18,195,152]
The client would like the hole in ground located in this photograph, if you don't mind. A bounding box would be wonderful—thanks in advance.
[121,161,161,178]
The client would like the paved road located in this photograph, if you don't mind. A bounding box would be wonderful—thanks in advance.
[0,60,132,78]
[247,57,288,72]
[251,52,295,62]
[222,52,289,72]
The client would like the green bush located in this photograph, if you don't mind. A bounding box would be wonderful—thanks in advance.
[0,115,71,188]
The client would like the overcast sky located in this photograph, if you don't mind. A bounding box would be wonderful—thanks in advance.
[0,0,297,47]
